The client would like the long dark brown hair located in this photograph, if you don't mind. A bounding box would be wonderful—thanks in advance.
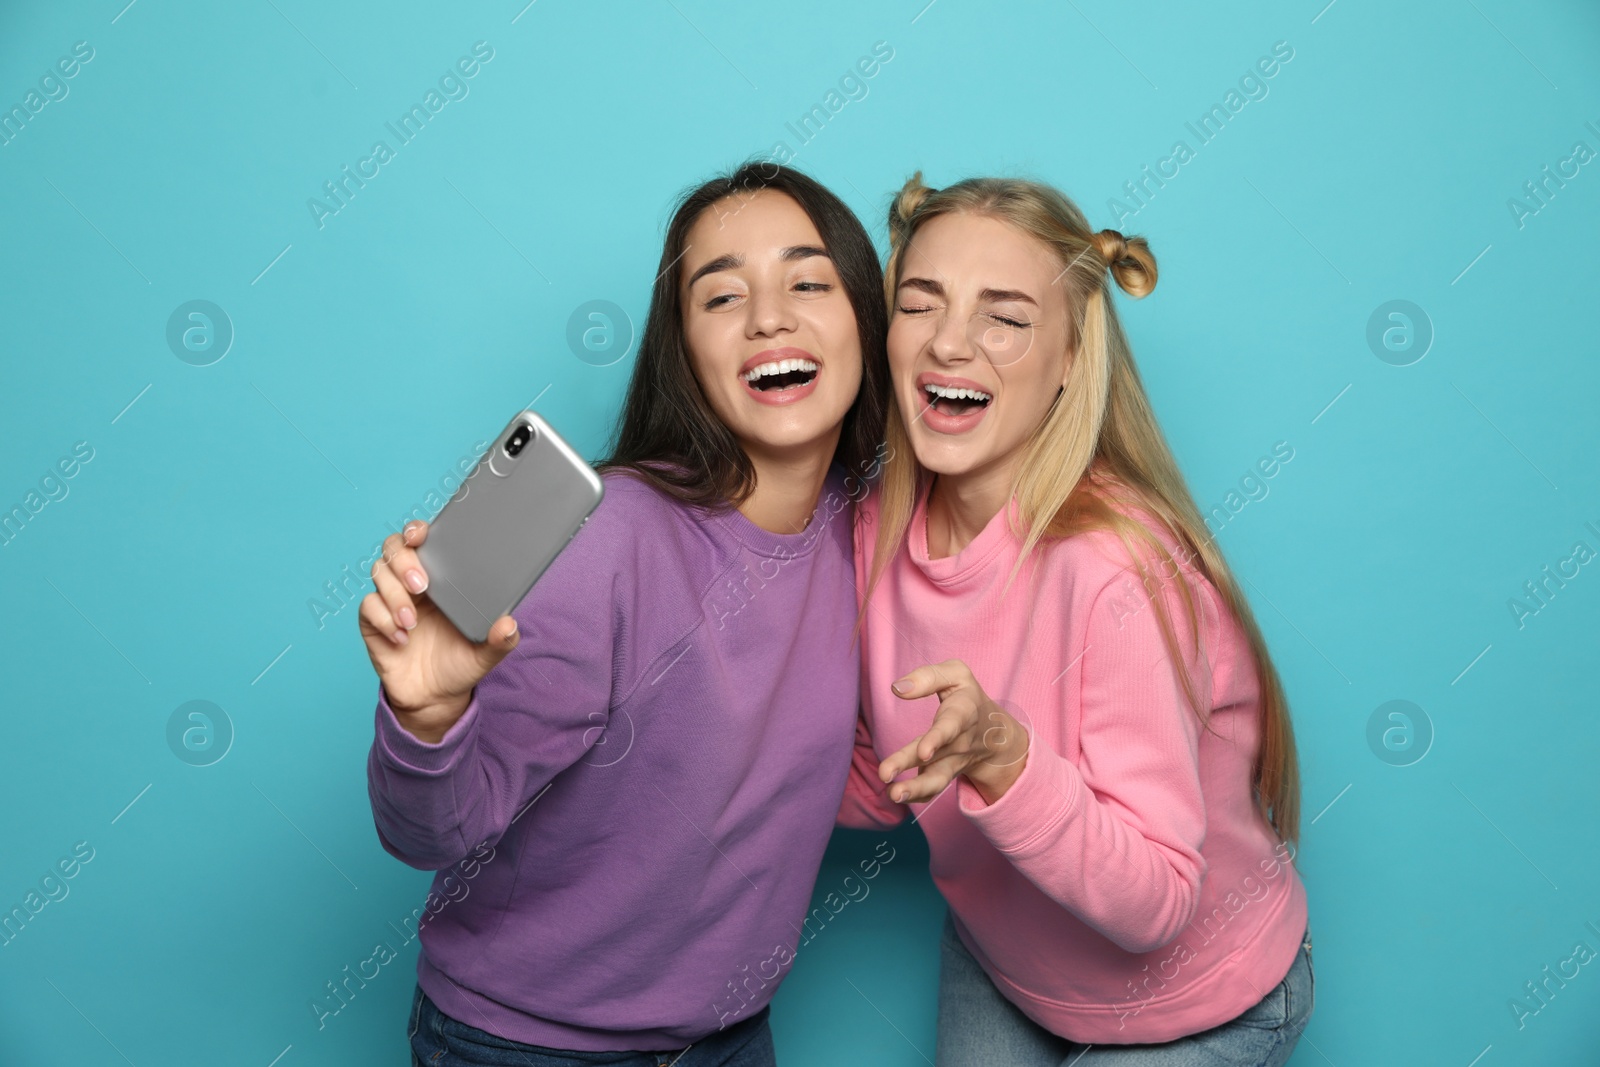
[598,161,889,509]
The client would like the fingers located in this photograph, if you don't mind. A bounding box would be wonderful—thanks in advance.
[879,705,973,780]
[886,753,966,805]
[372,524,430,643]
[359,591,405,647]
[916,694,977,762]
[478,615,521,658]
[879,734,926,783]
[876,659,1000,806]
[369,563,415,645]
[891,658,973,701]
[879,697,977,775]
[382,523,431,594]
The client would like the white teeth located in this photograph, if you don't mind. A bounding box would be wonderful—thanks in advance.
[924,383,993,402]
[741,358,820,382]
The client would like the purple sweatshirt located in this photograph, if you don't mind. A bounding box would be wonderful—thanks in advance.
[366,464,860,1050]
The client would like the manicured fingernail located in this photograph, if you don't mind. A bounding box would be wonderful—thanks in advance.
[398,606,417,630]
[392,628,409,647]
[892,678,911,695]
[406,569,427,593]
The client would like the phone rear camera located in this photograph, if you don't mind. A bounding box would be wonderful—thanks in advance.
[504,424,533,458]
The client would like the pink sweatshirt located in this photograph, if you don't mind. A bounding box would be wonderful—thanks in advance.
[839,482,1309,1044]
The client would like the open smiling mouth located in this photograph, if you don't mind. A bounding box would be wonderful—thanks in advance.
[923,382,993,417]
[741,358,819,393]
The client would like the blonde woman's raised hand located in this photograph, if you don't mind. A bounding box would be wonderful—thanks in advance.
[878,659,1031,806]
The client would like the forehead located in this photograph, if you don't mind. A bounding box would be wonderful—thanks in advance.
[681,189,824,272]
[903,212,1065,295]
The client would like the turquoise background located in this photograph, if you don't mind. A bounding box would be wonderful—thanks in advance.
[3,0,1598,1063]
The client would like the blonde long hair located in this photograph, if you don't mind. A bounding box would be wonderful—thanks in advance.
[865,173,1301,847]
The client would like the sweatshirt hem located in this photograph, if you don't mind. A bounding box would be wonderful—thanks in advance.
[962,875,1308,1044]
[417,954,712,1052]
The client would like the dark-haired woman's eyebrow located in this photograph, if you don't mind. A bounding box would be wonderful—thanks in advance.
[686,253,742,288]
[898,276,944,298]
[781,244,830,263]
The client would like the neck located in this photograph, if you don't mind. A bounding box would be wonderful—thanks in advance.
[925,454,1020,559]
[737,434,839,534]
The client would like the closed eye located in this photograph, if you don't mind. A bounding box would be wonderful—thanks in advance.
[985,312,1032,329]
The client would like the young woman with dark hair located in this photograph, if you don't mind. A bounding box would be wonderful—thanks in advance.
[358,161,888,1067]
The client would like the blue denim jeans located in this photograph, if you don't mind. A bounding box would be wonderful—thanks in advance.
[407,984,777,1067]
[934,911,1315,1066]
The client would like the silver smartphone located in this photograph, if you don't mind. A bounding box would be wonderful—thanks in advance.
[416,410,604,643]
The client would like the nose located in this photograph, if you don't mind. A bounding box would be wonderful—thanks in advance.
[927,305,974,366]
[745,279,796,339]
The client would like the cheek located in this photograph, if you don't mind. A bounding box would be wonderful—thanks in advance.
[684,316,732,382]
[1010,331,1070,390]
[993,345,1067,431]
[816,301,865,382]
[822,299,859,347]
[886,320,921,372]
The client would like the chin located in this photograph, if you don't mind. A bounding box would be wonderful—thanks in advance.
[904,440,978,478]
[743,403,851,450]
[741,423,840,457]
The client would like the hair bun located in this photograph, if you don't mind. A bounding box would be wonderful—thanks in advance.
[1094,228,1157,298]
[889,172,934,243]
[1093,228,1128,265]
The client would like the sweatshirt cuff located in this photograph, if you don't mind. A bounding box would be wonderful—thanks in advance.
[374,684,482,775]
[958,738,1081,853]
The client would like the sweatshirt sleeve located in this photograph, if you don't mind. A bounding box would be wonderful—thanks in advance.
[836,709,909,830]
[840,497,905,830]
[365,491,627,871]
[955,568,1214,955]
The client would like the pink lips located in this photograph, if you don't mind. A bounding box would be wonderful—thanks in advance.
[741,347,821,407]
[914,371,993,435]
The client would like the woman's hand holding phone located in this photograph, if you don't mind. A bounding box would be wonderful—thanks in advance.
[359,520,521,743]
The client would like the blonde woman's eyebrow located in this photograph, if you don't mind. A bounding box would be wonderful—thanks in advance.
[898,278,1037,307]
[897,276,944,297]
[979,287,1037,306]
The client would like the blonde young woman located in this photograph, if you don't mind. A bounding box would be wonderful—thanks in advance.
[838,174,1313,1066]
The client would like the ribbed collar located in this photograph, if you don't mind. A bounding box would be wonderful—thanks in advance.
[908,478,1021,587]
[709,463,847,560]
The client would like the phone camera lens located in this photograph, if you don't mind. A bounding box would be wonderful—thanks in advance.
[504,425,532,458]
